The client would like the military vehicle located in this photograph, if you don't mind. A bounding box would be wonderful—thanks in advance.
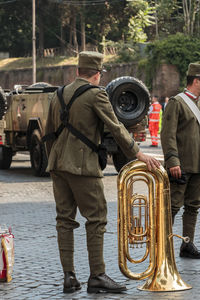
[0,76,150,176]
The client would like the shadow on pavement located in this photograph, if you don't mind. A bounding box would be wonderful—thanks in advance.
[0,167,51,183]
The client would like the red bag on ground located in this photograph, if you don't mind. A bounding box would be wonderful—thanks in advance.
[0,226,14,282]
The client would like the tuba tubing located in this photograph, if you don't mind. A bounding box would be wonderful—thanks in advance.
[117,160,192,291]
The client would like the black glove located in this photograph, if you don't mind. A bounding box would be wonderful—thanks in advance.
[168,170,187,185]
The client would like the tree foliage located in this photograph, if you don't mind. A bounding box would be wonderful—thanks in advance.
[142,33,200,89]
[152,0,200,38]
[0,0,32,56]
[0,0,156,57]
[182,0,200,35]
[0,0,200,60]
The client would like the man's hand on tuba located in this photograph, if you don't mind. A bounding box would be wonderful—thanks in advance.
[136,151,160,171]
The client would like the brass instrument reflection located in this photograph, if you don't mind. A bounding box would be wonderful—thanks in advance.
[117,160,191,291]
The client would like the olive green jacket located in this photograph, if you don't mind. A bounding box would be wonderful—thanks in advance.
[161,94,200,173]
[45,77,139,177]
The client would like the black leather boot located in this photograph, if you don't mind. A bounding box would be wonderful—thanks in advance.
[180,242,200,259]
[87,273,127,293]
[63,271,81,293]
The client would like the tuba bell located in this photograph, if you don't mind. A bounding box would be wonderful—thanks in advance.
[117,160,192,292]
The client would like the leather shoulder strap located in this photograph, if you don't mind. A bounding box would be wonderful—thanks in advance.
[57,85,66,111]
[43,84,100,145]
[57,84,98,112]
[178,92,200,125]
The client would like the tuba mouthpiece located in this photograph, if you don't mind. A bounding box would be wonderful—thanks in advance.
[183,236,190,243]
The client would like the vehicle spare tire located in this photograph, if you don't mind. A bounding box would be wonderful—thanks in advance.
[106,76,150,127]
[28,82,52,88]
[0,89,7,120]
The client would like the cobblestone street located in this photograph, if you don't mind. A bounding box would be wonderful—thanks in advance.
[1,150,200,300]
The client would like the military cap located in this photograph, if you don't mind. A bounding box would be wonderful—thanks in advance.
[187,62,200,77]
[78,51,104,71]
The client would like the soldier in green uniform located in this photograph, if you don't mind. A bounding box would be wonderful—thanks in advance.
[161,62,200,259]
[45,51,160,294]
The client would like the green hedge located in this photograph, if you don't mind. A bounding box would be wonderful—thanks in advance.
[141,33,200,90]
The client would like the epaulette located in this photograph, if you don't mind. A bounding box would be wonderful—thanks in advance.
[99,86,106,91]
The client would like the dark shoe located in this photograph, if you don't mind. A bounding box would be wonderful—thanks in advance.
[63,271,81,293]
[149,144,158,147]
[180,242,200,259]
[87,273,127,293]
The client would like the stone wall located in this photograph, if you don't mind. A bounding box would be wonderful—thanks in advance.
[0,62,180,99]
[152,64,180,100]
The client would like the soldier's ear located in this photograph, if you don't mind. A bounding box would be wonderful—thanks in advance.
[94,71,100,80]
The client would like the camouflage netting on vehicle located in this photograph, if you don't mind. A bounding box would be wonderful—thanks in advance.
[0,89,7,120]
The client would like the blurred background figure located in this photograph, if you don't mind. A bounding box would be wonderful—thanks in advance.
[148,95,162,147]
[159,96,169,133]
[163,97,169,111]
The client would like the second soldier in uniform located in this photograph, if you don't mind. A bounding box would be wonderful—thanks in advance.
[161,62,200,259]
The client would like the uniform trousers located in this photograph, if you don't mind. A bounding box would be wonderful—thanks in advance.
[170,173,200,242]
[149,121,159,146]
[51,170,107,276]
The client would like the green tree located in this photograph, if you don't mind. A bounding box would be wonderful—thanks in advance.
[0,0,32,56]
[126,0,155,42]
[0,0,61,57]
[143,33,200,89]
[151,0,200,38]
[182,0,200,35]
[154,0,182,37]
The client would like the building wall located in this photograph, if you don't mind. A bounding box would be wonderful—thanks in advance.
[0,63,180,99]
[152,64,180,100]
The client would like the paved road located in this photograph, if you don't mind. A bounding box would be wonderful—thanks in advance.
[0,144,200,300]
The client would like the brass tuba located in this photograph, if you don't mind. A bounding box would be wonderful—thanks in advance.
[117,160,192,291]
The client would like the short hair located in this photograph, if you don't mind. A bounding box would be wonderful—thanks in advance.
[78,67,99,78]
[187,75,200,86]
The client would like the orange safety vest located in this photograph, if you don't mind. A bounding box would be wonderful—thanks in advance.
[149,102,162,123]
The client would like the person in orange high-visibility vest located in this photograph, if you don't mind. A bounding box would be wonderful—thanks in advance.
[148,95,162,147]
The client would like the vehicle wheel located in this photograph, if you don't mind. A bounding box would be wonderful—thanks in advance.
[106,76,150,127]
[30,130,48,177]
[112,148,131,173]
[0,146,13,169]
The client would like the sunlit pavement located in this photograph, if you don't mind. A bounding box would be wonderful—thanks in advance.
[0,146,200,300]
